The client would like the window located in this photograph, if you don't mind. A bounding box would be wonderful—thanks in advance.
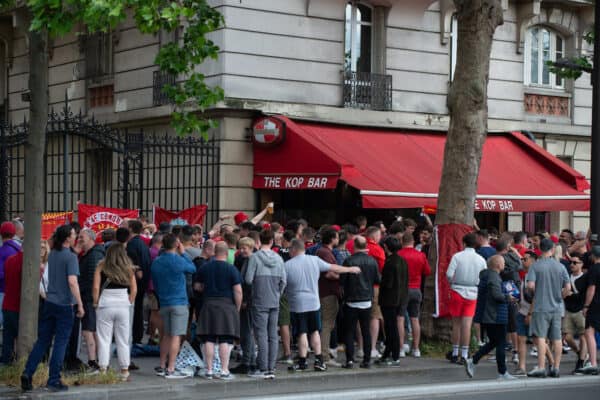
[84,32,114,82]
[450,15,457,81]
[345,1,372,73]
[525,27,564,89]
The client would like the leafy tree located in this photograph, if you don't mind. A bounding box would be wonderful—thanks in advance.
[548,30,594,79]
[0,0,224,357]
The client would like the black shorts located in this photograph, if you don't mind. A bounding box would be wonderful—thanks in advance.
[81,302,96,332]
[291,309,321,335]
[585,313,600,331]
[406,289,423,318]
[199,335,236,344]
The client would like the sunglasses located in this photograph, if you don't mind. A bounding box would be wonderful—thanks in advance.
[570,261,583,265]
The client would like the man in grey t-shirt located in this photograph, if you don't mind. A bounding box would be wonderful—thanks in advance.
[525,238,570,378]
[284,239,360,372]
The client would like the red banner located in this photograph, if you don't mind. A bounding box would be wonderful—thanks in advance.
[78,203,139,234]
[153,204,208,226]
[433,223,473,318]
[42,212,73,240]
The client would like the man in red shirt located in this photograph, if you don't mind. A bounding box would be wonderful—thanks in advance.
[365,226,385,359]
[398,232,431,358]
[1,251,23,364]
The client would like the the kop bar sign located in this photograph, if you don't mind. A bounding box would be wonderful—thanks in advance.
[252,116,286,146]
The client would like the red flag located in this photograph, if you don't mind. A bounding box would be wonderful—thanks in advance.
[78,203,139,234]
[153,205,208,226]
[42,211,73,240]
[433,223,473,318]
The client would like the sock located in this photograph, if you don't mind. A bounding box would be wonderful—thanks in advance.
[452,345,459,357]
[315,354,323,364]
[461,346,469,359]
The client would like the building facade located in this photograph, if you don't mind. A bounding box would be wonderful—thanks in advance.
[0,0,594,231]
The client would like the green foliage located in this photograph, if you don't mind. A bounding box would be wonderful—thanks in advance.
[548,24,594,81]
[3,0,224,138]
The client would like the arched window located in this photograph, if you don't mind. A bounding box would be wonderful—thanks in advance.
[525,26,564,89]
[344,1,372,73]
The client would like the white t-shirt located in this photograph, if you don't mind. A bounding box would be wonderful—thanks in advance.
[284,254,330,313]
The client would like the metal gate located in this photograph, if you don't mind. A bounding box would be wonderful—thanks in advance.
[0,105,220,225]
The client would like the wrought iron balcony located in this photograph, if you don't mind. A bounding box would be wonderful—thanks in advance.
[153,70,176,106]
[343,71,392,111]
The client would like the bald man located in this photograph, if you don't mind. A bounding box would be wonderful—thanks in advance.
[466,255,518,380]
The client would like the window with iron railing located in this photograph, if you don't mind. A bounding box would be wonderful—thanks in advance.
[153,70,176,106]
[343,72,392,111]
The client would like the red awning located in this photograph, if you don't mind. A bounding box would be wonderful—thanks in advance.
[252,116,590,212]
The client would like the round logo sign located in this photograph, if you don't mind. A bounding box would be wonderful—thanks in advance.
[253,116,286,146]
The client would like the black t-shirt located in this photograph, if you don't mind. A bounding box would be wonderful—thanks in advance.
[564,273,587,313]
[587,263,600,314]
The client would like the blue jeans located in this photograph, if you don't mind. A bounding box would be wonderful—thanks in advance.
[24,302,74,386]
[1,310,19,363]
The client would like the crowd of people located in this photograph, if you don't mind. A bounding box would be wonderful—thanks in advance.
[0,207,598,391]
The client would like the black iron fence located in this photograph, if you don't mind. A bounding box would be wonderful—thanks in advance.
[0,105,220,225]
[153,70,177,106]
[343,71,393,111]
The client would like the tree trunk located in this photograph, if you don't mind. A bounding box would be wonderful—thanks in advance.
[437,0,503,224]
[422,0,503,340]
[17,27,48,359]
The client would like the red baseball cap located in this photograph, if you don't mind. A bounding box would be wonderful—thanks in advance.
[0,222,16,237]
[550,234,559,244]
[234,212,249,226]
[331,225,341,232]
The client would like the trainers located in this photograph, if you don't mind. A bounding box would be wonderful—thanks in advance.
[498,372,517,380]
[248,370,266,379]
[342,361,354,369]
[87,360,100,375]
[527,366,547,378]
[456,357,467,366]
[576,364,599,375]
[277,355,293,365]
[217,372,234,381]
[203,371,214,380]
[118,370,130,382]
[511,352,519,364]
[288,363,307,372]
[548,367,560,378]
[529,347,538,357]
[370,350,381,359]
[265,370,275,379]
[154,366,166,377]
[399,350,406,358]
[573,359,584,374]
[402,344,410,353]
[513,368,526,376]
[356,349,364,358]
[314,360,327,372]
[326,359,341,367]
[46,382,69,392]
[359,361,370,369]
[329,348,338,360]
[412,349,421,358]
[165,369,191,379]
[465,358,475,378]
[20,374,32,392]
[386,359,401,367]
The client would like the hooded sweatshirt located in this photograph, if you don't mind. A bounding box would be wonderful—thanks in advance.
[245,249,287,309]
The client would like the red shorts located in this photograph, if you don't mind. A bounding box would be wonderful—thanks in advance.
[448,289,477,318]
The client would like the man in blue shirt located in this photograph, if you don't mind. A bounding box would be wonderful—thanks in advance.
[151,233,196,379]
[21,224,83,392]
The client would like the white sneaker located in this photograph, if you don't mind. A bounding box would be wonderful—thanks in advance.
[329,348,338,360]
[512,353,519,364]
[357,349,364,358]
[402,344,410,353]
[412,349,421,358]
[399,350,406,358]
[370,350,381,359]
[326,359,342,367]
[529,347,538,357]
[498,372,517,380]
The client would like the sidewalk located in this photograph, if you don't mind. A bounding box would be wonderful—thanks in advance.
[0,350,590,400]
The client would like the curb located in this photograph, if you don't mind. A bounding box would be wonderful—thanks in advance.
[231,376,600,400]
